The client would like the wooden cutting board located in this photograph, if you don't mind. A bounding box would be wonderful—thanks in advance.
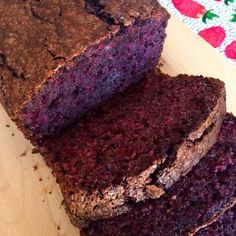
[0,15,235,236]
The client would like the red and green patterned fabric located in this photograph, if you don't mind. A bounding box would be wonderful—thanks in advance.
[159,0,236,62]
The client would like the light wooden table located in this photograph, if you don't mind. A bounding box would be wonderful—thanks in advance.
[0,15,235,236]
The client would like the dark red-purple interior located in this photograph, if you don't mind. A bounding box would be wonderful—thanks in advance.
[21,18,167,139]
[84,114,236,236]
[40,73,222,194]
[196,205,236,236]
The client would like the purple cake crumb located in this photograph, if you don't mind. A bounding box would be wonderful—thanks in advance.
[0,0,169,141]
[196,204,236,236]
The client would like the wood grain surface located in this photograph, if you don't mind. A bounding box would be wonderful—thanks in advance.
[0,15,235,236]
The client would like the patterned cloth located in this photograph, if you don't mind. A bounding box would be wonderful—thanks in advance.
[159,0,236,62]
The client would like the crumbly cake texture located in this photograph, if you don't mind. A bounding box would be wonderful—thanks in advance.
[40,72,226,227]
[0,0,169,140]
[196,204,236,236]
[83,113,236,236]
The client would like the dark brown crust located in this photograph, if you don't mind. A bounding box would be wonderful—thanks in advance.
[93,0,168,26]
[0,0,168,127]
[157,86,226,188]
[0,0,109,116]
[58,76,226,227]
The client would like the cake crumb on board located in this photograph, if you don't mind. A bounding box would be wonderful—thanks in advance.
[20,151,27,157]
[32,148,40,154]
[33,165,38,171]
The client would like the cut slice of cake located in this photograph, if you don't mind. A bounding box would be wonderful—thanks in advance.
[83,113,236,236]
[0,0,169,140]
[39,72,226,227]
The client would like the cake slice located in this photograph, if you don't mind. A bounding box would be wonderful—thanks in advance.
[84,113,236,236]
[39,72,226,227]
[195,204,236,236]
[0,0,169,140]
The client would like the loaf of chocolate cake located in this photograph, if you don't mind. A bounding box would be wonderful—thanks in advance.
[39,72,226,227]
[196,204,236,236]
[83,113,236,236]
[0,0,169,140]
